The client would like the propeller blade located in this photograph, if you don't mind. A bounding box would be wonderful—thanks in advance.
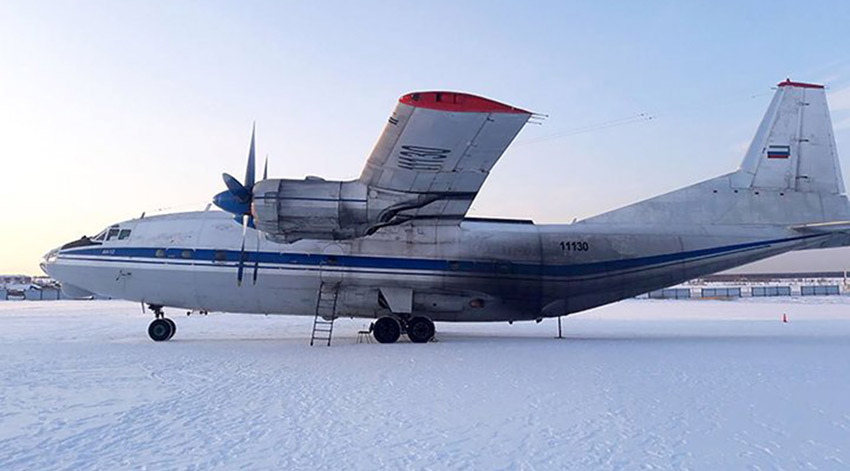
[244,123,256,190]
[263,154,268,180]
[214,125,258,217]
[237,214,248,286]
[222,173,251,202]
[252,227,260,285]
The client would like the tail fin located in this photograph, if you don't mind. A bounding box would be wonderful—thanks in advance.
[583,79,850,227]
[731,80,845,194]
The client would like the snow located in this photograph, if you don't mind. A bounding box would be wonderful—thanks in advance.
[1,299,849,470]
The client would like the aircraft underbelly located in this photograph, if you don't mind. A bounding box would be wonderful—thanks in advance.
[536,228,837,316]
[59,260,541,322]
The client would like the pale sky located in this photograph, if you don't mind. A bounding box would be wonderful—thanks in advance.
[2,1,850,275]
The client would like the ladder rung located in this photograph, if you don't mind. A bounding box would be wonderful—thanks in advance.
[311,282,339,346]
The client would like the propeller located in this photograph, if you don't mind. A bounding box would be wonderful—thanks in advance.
[213,125,265,286]
[213,124,257,217]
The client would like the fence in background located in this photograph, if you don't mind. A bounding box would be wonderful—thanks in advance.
[642,284,843,299]
[800,285,840,296]
[751,286,793,297]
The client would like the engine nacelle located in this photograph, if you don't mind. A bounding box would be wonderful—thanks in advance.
[252,178,373,243]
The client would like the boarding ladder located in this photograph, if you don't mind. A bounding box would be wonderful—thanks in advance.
[310,282,339,346]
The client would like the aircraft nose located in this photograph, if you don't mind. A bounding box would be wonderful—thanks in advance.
[40,247,61,273]
[43,249,58,263]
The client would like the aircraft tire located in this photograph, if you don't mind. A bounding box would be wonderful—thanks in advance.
[164,318,177,340]
[373,317,401,344]
[148,318,174,342]
[406,316,435,343]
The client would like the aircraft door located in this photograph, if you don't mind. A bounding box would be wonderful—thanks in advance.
[319,243,344,285]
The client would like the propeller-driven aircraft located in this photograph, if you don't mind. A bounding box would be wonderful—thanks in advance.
[42,81,850,344]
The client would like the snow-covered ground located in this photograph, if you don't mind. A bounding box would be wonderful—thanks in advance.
[1,299,849,470]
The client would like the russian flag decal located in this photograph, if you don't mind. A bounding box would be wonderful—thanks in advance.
[767,145,791,159]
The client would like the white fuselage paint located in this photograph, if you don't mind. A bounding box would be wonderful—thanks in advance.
[41,209,846,323]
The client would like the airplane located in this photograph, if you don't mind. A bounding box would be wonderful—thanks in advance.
[42,80,850,344]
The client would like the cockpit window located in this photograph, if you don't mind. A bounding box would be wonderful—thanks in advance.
[93,230,107,241]
[106,228,120,241]
[118,229,131,240]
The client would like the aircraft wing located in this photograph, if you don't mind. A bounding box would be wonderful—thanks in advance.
[359,91,532,223]
[790,221,850,233]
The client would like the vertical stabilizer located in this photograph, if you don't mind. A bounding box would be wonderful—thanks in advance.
[732,80,845,194]
[583,79,850,227]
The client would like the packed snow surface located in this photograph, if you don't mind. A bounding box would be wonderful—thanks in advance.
[1,299,849,470]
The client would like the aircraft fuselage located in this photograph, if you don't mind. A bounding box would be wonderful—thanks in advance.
[42,210,843,323]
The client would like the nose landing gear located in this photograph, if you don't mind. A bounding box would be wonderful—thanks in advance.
[147,304,176,342]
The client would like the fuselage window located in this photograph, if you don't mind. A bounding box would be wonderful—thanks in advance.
[214,251,227,262]
[181,250,192,259]
[155,249,166,258]
[106,228,120,241]
[118,229,131,240]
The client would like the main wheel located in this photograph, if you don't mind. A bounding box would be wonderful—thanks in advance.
[163,318,177,340]
[406,316,435,343]
[373,317,401,344]
[148,318,174,342]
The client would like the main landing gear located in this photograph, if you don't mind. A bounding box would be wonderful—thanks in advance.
[147,304,176,342]
[372,316,435,344]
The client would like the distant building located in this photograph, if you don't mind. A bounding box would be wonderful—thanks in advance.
[0,274,71,301]
[0,275,32,287]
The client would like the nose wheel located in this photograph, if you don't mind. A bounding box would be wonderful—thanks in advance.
[147,304,176,342]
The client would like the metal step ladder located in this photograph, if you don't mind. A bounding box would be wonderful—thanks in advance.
[310,282,339,346]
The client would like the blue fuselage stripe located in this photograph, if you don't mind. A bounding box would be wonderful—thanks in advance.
[58,233,823,278]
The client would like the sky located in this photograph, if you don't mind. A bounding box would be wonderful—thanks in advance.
[2,1,850,275]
